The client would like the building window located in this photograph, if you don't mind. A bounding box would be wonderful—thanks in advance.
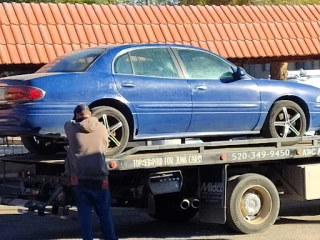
[263,63,270,71]
[296,61,314,70]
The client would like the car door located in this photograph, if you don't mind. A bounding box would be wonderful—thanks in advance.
[173,48,261,133]
[113,47,192,137]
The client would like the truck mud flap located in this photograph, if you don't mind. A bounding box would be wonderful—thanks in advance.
[199,165,227,224]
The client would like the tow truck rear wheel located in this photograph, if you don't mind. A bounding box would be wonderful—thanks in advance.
[226,174,280,234]
[149,193,198,222]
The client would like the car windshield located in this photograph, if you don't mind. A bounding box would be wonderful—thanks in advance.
[37,48,106,73]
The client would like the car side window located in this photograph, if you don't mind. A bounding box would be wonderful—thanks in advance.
[127,48,179,78]
[114,53,133,74]
[176,49,235,80]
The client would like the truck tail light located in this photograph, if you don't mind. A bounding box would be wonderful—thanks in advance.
[5,86,45,101]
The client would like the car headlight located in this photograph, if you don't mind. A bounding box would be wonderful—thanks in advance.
[317,96,320,102]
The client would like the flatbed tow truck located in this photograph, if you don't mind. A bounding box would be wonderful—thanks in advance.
[1,136,320,234]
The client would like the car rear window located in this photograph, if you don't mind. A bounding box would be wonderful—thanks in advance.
[37,48,106,73]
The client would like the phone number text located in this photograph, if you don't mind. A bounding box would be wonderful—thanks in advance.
[232,149,291,161]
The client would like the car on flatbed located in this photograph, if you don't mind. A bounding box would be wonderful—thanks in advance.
[0,44,320,157]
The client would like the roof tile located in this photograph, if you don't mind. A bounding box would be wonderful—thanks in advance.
[160,24,174,42]
[21,3,38,25]
[7,44,21,63]
[16,44,30,63]
[38,25,52,44]
[83,4,100,24]
[0,4,10,25]
[25,44,40,63]
[234,5,254,23]
[57,3,73,24]
[109,24,124,43]
[141,5,158,24]
[101,24,115,44]
[158,5,175,24]
[83,24,97,43]
[0,28,5,44]
[3,2,19,25]
[1,25,15,44]
[65,24,80,44]
[126,25,140,43]
[222,40,236,58]
[135,24,148,43]
[29,25,43,44]
[199,24,214,41]
[92,25,107,44]
[91,4,107,23]
[66,3,82,24]
[30,3,47,24]
[12,3,28,24]
[151,24,165,42]
[49,3,65,24]
[1,3,320,64]
[39,2,56,24]
[53,44,65,58]
[132,5,149,24]
[0,44,11,64]
[47,24,62,44]
[118,24,132,43]
[149,5,166,24]
[11,25,25,44]
[57,25,71,44]
[166,5,183,24]
[183,5,200,23]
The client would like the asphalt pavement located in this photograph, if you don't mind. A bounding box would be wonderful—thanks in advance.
[1,199,320,240]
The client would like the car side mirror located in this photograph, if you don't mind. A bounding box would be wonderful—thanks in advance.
[236,67,247,80]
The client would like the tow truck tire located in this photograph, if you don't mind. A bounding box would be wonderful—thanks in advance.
[262,100,306,140]
[91,106,130,157]
[226,174,280,234]
[21,136,65,155]
[149,193,198,222]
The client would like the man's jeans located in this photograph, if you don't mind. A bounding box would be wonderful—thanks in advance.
[73,186,117,240]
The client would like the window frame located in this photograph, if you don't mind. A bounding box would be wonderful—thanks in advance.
[112,46,183,79]
[171,47,237,80]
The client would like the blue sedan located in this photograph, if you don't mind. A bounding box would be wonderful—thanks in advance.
[0,43,320,156]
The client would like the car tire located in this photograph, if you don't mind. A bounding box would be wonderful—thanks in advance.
[21,136,65,155]
[91,106,130,158]
[226,174,280,234]
[262,100,306,139]
[149,193,198,222]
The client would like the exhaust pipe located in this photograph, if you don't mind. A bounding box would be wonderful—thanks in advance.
[180,199,190,210]
[191,198,200,209]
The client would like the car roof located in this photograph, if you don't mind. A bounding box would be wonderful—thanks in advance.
[92,43,201,52]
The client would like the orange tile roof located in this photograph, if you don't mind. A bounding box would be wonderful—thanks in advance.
[0,2,320,65]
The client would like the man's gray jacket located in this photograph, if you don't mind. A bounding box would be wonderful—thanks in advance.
[64,117,109,180]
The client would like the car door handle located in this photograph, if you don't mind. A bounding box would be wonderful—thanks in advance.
[121,83,135,88]
[194,85,208,91]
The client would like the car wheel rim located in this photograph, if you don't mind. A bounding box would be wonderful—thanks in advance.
[273,107,302,137]
[101,114,123,149]
[240,185,272,225]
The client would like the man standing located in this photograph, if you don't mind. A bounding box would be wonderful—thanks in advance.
[64,104,117,240]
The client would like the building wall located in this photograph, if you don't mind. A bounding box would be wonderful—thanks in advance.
[244,60,320,79]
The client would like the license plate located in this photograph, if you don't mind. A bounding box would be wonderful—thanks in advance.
[0,88,6,100]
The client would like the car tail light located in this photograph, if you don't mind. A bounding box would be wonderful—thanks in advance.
[4,86,45,101]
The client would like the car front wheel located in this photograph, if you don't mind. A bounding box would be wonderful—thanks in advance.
[91,106,130,157]
[262,100,306,139]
